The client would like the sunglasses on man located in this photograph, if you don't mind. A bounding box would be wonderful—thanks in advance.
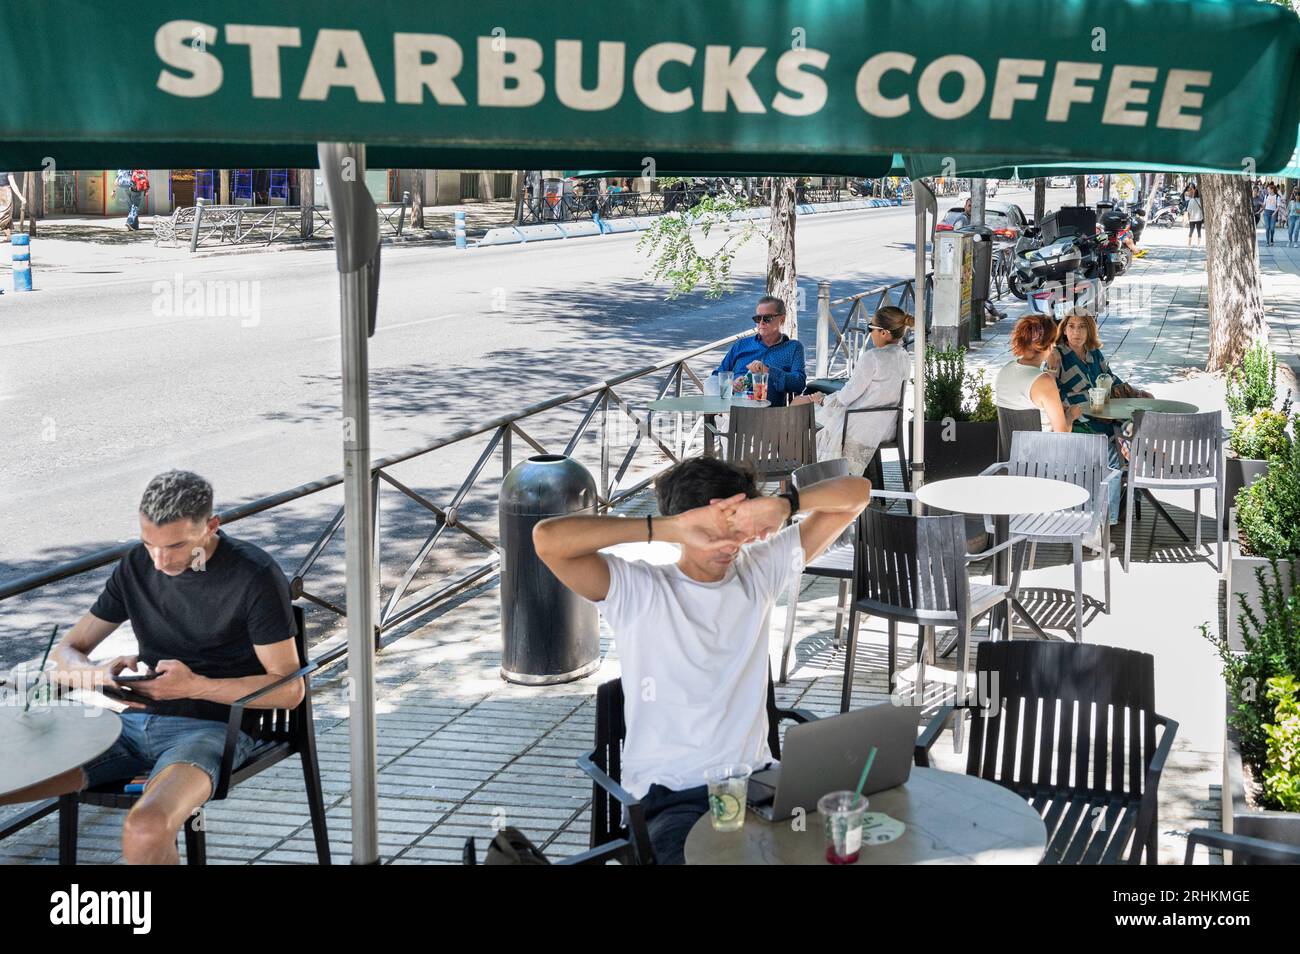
[751,314,781,324]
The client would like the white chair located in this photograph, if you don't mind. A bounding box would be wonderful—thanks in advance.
[980,431,1119,641]
[1123,411,1224,573]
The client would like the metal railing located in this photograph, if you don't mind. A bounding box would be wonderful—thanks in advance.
[0,331,750,652]
[153,194,414,250]
[814,274,933,380]
[518,187,735,224]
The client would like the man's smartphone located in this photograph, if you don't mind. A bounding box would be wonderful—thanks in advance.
[113,670,160,683]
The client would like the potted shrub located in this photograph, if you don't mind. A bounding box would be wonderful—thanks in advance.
[1223,342,1290,529]
[1206,560,1300,856]
[920,346,998,481]
[1226,433,1300,649]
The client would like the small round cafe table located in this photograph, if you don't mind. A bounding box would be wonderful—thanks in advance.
[1084,397,1199,423]
[0,704,122,797]
[646,396,769,457]
[684,767,1046,865]
[917,475,1089,639]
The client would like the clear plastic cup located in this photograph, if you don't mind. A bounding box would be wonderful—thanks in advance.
[819,791,867,864]
[704,374,720,397]
[752,372,769,403]
[1088,387,1108,413]
[704,763,752,832]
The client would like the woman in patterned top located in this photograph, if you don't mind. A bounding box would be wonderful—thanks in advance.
[1047,307,1147,526]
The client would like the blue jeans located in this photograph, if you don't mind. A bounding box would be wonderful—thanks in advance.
[640,783,710,865]
[125,188,143,228]
[1263,209,1277,244]
[82,712,256,798]
[1288,214,1300,245]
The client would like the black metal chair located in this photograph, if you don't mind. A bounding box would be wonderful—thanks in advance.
[844,381,911,494]
[725,402,818,485]
[578,675,814,864]
[1183,828,1300,865]
[996,405,1042,460]
[58,605,330,865]
[846,506,1015,716]
[778,459,853,682]
[916,640,1178,864]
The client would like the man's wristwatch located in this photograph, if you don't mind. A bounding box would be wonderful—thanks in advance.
[778,488,800,518]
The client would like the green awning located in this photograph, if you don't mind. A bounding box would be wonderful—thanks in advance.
[3,0,1299,174]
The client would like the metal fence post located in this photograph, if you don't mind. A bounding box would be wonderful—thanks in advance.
[397,191,409,236]
[189,197,206,253]
[815,280,831,378]
[599,390,610,509]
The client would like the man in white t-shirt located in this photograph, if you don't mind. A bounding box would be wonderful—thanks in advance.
[533,457,871,863]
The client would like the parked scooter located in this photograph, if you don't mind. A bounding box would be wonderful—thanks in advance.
[1007,229,1107,300]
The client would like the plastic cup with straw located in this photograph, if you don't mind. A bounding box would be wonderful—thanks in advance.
[24,624,59,714]
[818,746,876,864]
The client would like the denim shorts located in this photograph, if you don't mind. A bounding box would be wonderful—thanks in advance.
[82,712,256,798]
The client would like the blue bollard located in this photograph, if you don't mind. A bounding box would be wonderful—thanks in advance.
[12,233,32,292]
[454,209,466,249]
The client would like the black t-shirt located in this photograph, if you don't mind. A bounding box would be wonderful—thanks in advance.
[91,530,296,730]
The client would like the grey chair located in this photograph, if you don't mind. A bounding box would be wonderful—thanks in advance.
[981,431,1119,641]
[996,405,1042,460]
[1183,828,1300,865]
[778,459,853,684]
[1123,410,1224,573]
[843,381,911,493]
[845,505,1015,719]
[725,402,817,485]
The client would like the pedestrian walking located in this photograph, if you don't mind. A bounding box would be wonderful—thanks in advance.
[1185,185,1204,248]
[1287,189,1300,247]
[113,168,150,231]
[0,169,15,239]
[1262,183,1283,246]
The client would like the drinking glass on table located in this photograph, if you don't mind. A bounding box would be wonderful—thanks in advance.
[1088,387,1108,413]
[704,374,720,397]
[819,791,867,864]
[752,372,769,403]
[704,763,752,832]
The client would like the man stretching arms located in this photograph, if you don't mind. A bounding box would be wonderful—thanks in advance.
[534,457,871,863]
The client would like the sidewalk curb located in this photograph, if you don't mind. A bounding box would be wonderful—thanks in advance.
[475,197,908,249]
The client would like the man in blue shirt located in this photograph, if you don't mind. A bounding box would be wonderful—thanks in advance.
[714,295,807,406]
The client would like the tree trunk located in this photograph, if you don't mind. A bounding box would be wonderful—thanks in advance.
[513,169,526,225]
[1076,175,1086,206]
[1203,173,1268,372]
[1033,177,1046,224]
[298,168,314,239]
[767,176,799,338]
[410,169,425,229]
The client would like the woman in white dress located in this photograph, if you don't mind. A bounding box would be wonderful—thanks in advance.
[792,306,913,474]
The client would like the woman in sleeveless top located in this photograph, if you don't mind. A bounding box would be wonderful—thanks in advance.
[793,306,912,474]
[994,313,1076,433]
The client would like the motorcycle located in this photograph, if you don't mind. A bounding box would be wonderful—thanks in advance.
[1097,207,1134,278]
[1149,202,1181,228]
[1007,229,1108,301]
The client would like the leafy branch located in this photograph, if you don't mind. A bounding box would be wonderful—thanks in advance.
[636,194,767,299]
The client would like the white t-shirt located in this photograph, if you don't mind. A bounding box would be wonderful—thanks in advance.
[595,524,803,799]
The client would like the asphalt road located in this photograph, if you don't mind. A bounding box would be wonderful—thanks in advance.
[0,185,1079,666]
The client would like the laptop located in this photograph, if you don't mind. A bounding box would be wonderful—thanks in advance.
[747,703,922,821]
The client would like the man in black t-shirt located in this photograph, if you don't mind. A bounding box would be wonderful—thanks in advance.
[0,470,304,864]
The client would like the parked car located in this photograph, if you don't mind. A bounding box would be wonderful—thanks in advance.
[1049,177,1072,189]
[935,200,1029,241]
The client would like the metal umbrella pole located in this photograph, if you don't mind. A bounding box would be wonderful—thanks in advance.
[911,178,936,495]
[317,141,382,865]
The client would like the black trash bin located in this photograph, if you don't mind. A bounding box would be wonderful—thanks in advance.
[499,455,600,685]
[957,224,994,340]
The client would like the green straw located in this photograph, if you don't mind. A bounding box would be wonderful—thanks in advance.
[853,746,878,808]
[24,624,58,713]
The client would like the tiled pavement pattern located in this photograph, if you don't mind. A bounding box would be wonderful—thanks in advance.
[3,226,1293,865]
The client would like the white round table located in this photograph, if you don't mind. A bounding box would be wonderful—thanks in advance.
[0,704,122,797]
[917,476,1090,637]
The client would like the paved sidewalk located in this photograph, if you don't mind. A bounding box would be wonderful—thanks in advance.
[2,224,1294,865]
